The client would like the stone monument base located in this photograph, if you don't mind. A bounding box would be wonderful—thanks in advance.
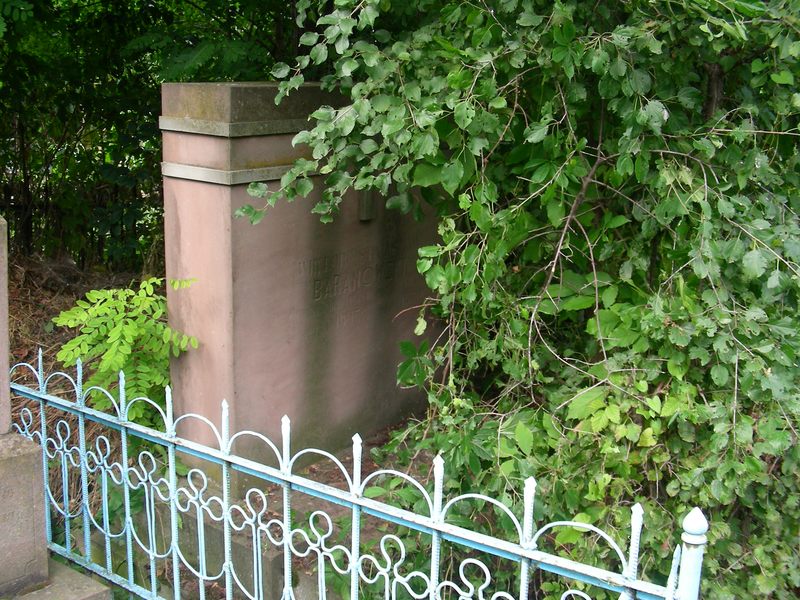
[0,433,48,596]
[0,433,109,600]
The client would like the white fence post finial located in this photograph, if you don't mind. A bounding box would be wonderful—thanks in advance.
[619,503,644,600]
[676,507,709,600]
[281,415,291,471]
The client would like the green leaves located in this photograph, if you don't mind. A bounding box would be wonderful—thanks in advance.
[710,364,729,386]
[546,199,564,226]
[53,279,196,427]
[338,57,359,77]
[514,421,533,455]
[770,70,795,85]
[524,122,549,144]
[567,386,608,421]
[453,101,475,129]
[270,62,290,78]
[310,44,328,65]
[440,161,464,195]
[638,99,668,133]
[742,249,767,279]
[412,163,441,187]
[251,2,800,597]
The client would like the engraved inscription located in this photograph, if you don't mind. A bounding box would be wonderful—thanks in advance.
[297,243,412,303]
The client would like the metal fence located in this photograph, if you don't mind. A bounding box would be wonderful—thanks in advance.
[10,352,709,600]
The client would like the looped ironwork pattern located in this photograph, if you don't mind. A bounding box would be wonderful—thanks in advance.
[10,353,703,600]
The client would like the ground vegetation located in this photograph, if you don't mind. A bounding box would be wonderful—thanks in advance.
[249,1,800,597]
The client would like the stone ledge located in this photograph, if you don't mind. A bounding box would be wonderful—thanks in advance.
[161,162,292,185]
[159,116,310,138]
[161,82,341,125]
[5,560,109,600]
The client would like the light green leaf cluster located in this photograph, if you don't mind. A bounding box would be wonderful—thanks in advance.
[53,278,197,427]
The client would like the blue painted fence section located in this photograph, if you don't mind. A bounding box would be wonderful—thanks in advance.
[10,353,709,600]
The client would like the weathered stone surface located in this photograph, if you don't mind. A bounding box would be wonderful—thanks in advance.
[0,433,47,596]
[162,82,434,464]
[0,218,9,435]
[161,82,343,137]
[162,131,306,171]
[11,560,109,600]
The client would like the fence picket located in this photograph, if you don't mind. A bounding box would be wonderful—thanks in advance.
[9,357,708,600]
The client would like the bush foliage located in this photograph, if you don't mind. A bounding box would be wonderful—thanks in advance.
[249,0,800,597]
[53,278,197,426]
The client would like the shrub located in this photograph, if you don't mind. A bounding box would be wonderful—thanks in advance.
[247,1,800,597]
[53,277,197,426]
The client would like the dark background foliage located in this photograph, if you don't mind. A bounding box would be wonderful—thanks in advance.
[0,0,298,270]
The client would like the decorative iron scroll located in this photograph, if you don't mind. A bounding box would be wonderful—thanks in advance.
[10,352,709,600]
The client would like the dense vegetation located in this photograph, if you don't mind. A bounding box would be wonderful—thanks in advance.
[0,0,294,269]
[252,1,800,597]
[4,0,799,597]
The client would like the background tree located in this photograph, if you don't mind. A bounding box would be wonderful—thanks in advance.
[251,0,800,597]
[0,0,299,270]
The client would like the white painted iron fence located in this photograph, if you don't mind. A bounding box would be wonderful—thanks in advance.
[10,352,709,600]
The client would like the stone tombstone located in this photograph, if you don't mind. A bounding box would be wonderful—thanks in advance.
[161,83,433,464]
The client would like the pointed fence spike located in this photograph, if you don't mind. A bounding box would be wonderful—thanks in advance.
[682,507,709,536]
[433,454,444,518]
[118,371,126,417]
[665,545,682,600]
[165,386,174,435]
[37,348,44,391]
[630,503,645,551]
[518,478,537,600]
[352,434,363,492]
[75,358,84,404]
[677,507,709,600]
[619,503,645,600]
[522,477,537,545]
[281,415,291,470]
[220,399,230,450]
[433,453,444,473]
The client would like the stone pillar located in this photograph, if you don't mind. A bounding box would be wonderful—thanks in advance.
[161,83,432,461]
[0,217,9,435]
[0,435,48,595]
[0,218,109,599]
[0,217,48,595]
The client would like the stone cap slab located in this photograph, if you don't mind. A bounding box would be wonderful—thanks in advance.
[161,82,342,137]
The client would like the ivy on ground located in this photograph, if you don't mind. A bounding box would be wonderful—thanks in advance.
[246,1,800,598]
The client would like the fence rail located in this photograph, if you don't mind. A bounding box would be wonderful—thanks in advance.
[10,352,708,600]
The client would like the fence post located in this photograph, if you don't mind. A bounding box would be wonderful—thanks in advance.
[0,218,8,435]
[676,507,709,600]
[0,221,49,594]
